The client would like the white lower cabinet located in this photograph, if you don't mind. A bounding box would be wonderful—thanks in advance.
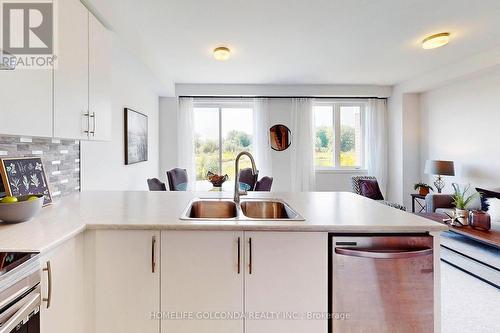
[244,232,328,333]
[161,231,328,333]
[40,233,86,333]
[38,230,327,333]
[88,230,160,333]
[161,231,244,333]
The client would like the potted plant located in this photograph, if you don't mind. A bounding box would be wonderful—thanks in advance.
[451,184,479,225]
[414,182,434,196]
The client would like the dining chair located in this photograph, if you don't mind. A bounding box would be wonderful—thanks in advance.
[147,178,167,191]
[255,176,273,191]
[166,168,188,191]
[238,168,259,191]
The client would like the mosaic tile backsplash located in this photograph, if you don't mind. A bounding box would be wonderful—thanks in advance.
[0,135,80,200]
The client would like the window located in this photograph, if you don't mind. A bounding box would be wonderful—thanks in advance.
[193,102,253,182]
[313,101,365,170]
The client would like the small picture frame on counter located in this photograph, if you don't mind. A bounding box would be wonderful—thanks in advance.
[0,157,52,206]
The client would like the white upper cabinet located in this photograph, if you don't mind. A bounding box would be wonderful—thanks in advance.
[53,0,89,140]
[0,69,53,137]
[244,232,328,333]
[89,13,112,141]
[0,0,111,141]
[0,0,53,137]
[52,0,111,141]
[161,231,245,333]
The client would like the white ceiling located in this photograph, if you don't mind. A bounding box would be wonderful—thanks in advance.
[89,0,500,94]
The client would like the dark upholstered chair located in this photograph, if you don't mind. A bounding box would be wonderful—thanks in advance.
[147,178,166,191]
[166,168,188,191]
[238,168,259,191]
[351,176,406,211]
[255,176,273,191]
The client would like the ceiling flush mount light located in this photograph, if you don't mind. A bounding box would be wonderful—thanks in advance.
[213,46,230,60]
[422,32,451,49]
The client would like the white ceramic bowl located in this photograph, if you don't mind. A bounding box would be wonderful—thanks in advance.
[0,195,44,223]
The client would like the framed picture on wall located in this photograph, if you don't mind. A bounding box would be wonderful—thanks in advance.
[124,108,148,165]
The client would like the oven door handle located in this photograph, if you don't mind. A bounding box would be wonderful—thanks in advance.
[335,247,433,259]
[0,292,40,333]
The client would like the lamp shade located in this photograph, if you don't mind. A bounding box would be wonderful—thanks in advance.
[425,160,455,176]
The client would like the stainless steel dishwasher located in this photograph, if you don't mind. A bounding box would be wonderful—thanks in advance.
[330,234,434,333]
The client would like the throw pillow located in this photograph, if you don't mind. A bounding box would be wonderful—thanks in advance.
[476,187,500,211]
[359,179,384,201]
[486,198,500,222]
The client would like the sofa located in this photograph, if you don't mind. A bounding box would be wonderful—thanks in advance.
[425,187,500,215]
[425,194,455,214]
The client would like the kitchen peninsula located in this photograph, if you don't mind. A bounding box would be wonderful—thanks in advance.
[0,191,446,333]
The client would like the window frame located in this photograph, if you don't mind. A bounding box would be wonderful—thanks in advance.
[313,99,367,172]
[192,99,254,178]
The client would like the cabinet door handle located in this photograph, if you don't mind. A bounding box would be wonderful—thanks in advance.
[151,236,156,273]
[89,112,96,136]
[84,111,91,135]
[42,261,52,309]
[91,112,96,136]
[248,238,252,274]
[237,237,241,274]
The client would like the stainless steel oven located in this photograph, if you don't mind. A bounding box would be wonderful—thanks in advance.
[330,234,434,333]
[0,253,41,333]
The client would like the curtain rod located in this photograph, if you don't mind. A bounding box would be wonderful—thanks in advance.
[178,95,387,100]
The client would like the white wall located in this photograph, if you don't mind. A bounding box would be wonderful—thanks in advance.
[387,89,404,204]
[159,97,178,182]
[420,67,500,191]
[81,37,161,191]
[387,90,422,209]
[401,93,421,209]
[159,97,365,192]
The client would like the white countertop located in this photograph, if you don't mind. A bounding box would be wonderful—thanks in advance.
[0,191,447,252]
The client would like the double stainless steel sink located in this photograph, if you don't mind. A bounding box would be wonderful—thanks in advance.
[180,198,304,221]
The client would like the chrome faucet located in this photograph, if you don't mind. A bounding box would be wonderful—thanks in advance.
[234,151,257,204]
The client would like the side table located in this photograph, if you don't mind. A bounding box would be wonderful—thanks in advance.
[411,194,427,213]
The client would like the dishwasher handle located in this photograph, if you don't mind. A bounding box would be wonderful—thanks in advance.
[335,247,433,259]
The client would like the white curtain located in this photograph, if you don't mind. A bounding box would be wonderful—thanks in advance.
[177,97,195,189]
[365,98,388,196]
[253,98,272,177]
[290,98,315,191]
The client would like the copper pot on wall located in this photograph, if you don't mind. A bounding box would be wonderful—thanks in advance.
[469,211,491,231]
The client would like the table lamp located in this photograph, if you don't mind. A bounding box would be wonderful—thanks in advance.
[425,160,455,193]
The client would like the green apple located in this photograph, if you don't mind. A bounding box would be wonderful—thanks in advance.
[27,196,39,201]
[1,196,18,204]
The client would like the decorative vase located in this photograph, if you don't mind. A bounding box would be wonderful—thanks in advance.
[419,188,430,196]
[455,209,469,226]
[469,211,491,231]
